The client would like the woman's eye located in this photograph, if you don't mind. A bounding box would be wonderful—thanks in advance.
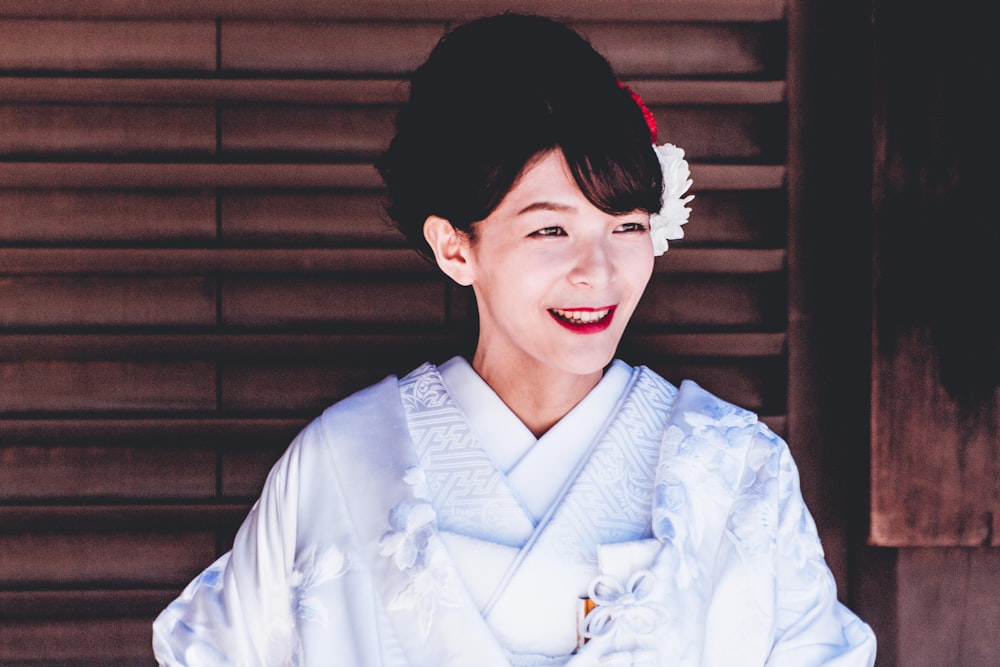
[529,226,566,237]
[614,221,649,233]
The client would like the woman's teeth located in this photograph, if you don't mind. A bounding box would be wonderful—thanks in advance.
[551,308,611,324]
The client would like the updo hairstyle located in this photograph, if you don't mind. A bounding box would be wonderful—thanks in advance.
[376,13,664,258]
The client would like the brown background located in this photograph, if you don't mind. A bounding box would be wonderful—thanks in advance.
[0,1,996,665]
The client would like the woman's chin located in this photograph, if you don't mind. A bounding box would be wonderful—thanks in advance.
[545,347,620,380]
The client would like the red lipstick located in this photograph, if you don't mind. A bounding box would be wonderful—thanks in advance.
[548,306,616,334]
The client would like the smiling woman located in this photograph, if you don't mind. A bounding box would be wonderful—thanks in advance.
[152,13,875,667]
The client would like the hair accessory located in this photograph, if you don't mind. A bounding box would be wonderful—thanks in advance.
[619,82,659,143]
[620,82,694,256]
[649,143,694,256]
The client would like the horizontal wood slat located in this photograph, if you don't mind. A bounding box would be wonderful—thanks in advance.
[0,410,787,446]
[0,504,247,532]
[0,446,217,499]
[220,191,406,245]
[635,274,784,328]
[0,277,783,331]
[0,78,784,106]
[219,105,396,157]
[581,22,783,77]
[0,333,786,361]
[0,1,786,22]
[658,248,785,273]
[0,248,785,274]
[0,248,426,273]
[215,358,784,414]
[0,103,781,162]
[0,189,216,243]
[223,448,283,497]
[649,359,782,412]
[0,589,174,620]
[0,276,216,327]
[0,162,783,189]
[0,189,785,247]
[0,77,411,104]
[695,164,785,190]
[220,21,783,77]
[0,361,216,412]
[221,277,448,327]
[220,364,397,412]
[0,531,214,585]
[236,105,784,163]
[0,162,384,188]
[0,618,156,666]
[221,21,446,75]
[0,19,216,71]
[0,104,215,156]
[680,190,786,246]
[652,105,785,163]
[623,332,785,357]
[0,359,784,415]
[638,80,785,105]
[0,417,306,445]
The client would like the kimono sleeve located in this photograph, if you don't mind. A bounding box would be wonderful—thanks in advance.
[151,423,314,666]
[765,434,877,667]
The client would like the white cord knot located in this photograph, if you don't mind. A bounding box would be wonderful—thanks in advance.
[583,569,663,639]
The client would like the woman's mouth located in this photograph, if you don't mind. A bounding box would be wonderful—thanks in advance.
[548,306,616,333]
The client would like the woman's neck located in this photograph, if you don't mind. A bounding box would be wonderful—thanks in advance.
[471,352,603,438]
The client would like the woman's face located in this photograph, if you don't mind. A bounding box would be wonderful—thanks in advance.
[464,149,655,383]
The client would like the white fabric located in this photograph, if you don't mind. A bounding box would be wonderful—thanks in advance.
[437,356,535,474]
[406,359,651,658]
[438,357,632,520]
[152,361,876,667]
[432,356,632,631]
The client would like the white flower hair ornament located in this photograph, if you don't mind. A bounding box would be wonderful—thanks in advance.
[650,143,694,256]
[621,83,695,256]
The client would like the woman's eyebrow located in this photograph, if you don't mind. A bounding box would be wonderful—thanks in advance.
[516,201,577,216]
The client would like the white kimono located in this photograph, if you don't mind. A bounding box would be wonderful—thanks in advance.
[153,358,876,666]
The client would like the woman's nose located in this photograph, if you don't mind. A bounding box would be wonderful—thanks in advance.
[567,238,613,288]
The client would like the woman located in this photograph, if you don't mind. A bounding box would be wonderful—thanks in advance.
[153,14,876,666]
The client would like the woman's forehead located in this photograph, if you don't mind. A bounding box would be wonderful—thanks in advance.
[502,150,580,207]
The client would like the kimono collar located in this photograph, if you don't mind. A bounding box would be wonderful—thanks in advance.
[438,357,634,519]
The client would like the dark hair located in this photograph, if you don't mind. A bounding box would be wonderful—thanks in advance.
[376,13,663,258]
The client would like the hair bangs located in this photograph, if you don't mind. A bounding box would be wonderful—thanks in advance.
[563,142,663,218]
[556,91,663,218]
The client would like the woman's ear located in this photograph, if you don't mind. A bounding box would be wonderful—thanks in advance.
[423,216,474,286]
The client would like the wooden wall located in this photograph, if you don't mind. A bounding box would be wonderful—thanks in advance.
[870,0,999,549]
[867,1,1000,665]
[0,1,809,664]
